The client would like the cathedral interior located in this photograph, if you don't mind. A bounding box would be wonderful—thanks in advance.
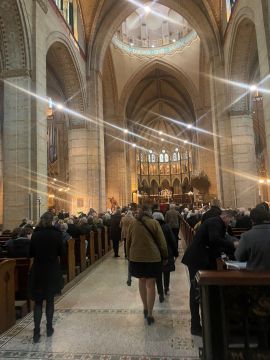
[1,0,270,359]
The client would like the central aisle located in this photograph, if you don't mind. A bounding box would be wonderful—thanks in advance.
[0,246,200,359]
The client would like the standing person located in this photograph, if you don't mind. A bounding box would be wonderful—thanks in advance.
[165,203,181,244]
[152,212,178,302]
[110,208,122,257]
[29,212,64,343]
[126,205,168,325]
[120,210,136,286]
[120,210,135,257]
[182,210,235,336]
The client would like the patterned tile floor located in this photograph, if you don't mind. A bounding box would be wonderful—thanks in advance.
[0,244,201,360]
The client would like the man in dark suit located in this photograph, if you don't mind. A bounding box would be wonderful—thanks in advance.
[182,210,235,336]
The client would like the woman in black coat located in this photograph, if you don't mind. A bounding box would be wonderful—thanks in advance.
[29,212,64,343]
[152,212,179,302]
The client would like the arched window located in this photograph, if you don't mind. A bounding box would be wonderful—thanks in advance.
[140,153,144,162]
[178,152,180,161]
[164,153,169,162]
[173,152,177,162]
[151,154,156,162]
[160,153,164,162]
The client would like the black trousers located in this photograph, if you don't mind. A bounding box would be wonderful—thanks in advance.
[34,295,54,333]
[188,266,201,330]
[112,238,119,256]
[156,272,170,296]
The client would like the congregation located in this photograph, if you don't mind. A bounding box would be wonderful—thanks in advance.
[2,199,270,345]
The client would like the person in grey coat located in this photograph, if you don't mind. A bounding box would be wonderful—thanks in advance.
[235,207,270,271]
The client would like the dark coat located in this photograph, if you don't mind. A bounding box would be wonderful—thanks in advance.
[110,213,122,241]
[7,237,30,258]
[29,226,64,300]
[67,223,81,237]
[182,216,235,270]
[235,215,252,229]
[79,223,92,235]
[157,220,179,272]
[235,224,270,270]
[201,206,222,224]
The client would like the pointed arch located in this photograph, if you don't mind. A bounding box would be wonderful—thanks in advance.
[119,60,201,116]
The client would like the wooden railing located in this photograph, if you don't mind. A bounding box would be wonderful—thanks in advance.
[180,217,195,247]
[197,270,270,359]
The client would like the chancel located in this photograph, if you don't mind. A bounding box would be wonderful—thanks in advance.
[1,0,270,359]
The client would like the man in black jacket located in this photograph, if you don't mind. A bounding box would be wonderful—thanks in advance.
[182,210,235,336]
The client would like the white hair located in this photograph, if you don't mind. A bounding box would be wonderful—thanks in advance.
[152,212,164,221]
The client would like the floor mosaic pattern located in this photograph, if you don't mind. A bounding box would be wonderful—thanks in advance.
[0,245,200,360]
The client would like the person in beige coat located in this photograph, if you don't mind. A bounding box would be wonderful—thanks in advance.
[126,205,168,325]
[120,210,135,257]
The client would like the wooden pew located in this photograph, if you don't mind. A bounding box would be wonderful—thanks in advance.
[231,227,249,238]
[61,238,75,282]
[0,259,16,334]
[101,227,108,255]
[197,270,270,360]
[180,217,195,247]
[89,231,96,264]
[74,235,86,272]
[94,229,102,259]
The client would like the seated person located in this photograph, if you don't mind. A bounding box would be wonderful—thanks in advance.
[6,227,33,257]
[235,207,270,270]
[59,223,71,246]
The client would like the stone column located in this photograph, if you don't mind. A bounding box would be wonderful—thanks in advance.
[230,113,259,208]
[210,59,235,207]
[88,70,106,212]
[3,76,32,229]
[196,108,217,196]
[105,117,129,207]
[31,0,48,220]
[68,127,90,214]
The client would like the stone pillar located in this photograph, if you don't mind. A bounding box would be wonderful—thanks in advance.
[30,0,48,220]
[230,113,259,208]
[88,70,106,212]
[3,76,32,229]
[68,127,90,214]
[196,108,217,196]
[210,58,235,207]
[105,118,129,208]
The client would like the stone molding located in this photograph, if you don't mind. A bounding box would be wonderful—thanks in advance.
[0,68,31,78]
[36,0,48,14]
[229,110,252,117]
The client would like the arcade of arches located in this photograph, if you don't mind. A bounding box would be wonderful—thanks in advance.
[1,0,270,229]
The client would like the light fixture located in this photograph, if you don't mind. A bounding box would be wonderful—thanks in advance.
[144,5,151,13]
[259,179,265,184]
[267,179,270,183]
[151,44,155,48]
[124,129,129,133]
[172,39,176,43]
[184,140,188,144]
[159,131,163,135]
[187,124,192,129]
[250,85,257,92]
[59,188,63,191]
[175,148,179,152]
[130,42,134,47]
[161,138,164,142]
[132,143,136,147]
[57,103,63,110]
[53,178,57,181]
[149,150,153,153]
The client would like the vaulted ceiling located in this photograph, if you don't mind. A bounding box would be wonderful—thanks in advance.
[78,0,222,46]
